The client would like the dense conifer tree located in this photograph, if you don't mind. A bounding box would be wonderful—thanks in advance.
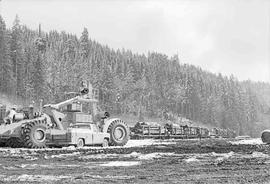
[0,15,269,136]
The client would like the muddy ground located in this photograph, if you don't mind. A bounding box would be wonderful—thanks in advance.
[0,138,270,184]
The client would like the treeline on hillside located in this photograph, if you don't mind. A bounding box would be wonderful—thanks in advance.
[0,15,268,136]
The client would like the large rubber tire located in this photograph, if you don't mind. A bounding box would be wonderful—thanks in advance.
[102,138,109,147]
[21,118,47,149]
[107,119,130,146]
[0,141,6,147]
[261,130,270,144]
[76,138,85,148]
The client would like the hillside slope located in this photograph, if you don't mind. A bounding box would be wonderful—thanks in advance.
[0,15,269,137]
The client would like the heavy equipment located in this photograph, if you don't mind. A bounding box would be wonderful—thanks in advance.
[46,122,111,148]
[131,121,167,139]
[130,121,234,139]
[131,121,206,139]
[0,82,130,148]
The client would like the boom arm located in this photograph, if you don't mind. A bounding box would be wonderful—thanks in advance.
[43,95,98,110]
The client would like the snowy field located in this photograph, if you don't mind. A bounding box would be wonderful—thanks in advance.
[0,139,176,152]
[0,138,269,183]
[230,138,263,145]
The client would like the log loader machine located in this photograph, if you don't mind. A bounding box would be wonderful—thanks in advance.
[0,83,130,148]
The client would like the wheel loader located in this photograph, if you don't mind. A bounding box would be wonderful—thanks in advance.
[0,83,130,148]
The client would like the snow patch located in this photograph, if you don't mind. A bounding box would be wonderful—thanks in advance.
[211,151,234,158]
[80,175,135,180]
[123,152,176,160]
[252,151,269,158]
[185,157,199,163]
[19,163,81,169]
[124,139,176,147]
[0,139,176,156]
[79,152,177,161]
[100,161,140,167]
[138,152,175,160]
[79,154,119,159]
[124,139,155,147]
[138,153,158,160]
[124,151,141,158]
[2,174,71,182]
[50,152,80,158]
[211,151,234,162]
[26,156,38,161]
[230,138,263,145]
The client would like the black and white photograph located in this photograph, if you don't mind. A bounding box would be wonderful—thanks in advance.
[0,0,270,183]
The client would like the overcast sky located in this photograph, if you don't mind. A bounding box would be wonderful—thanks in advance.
[0,0,269,82]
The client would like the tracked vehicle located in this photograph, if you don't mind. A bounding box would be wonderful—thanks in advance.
[0,83,130,148]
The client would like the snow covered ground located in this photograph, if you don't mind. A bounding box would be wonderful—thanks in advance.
[230,138,263,145]
[0,138,270,183]
[0,174,71,182]
[0,139,176,153]
[100,161,140,167]
[0,138,265,158]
